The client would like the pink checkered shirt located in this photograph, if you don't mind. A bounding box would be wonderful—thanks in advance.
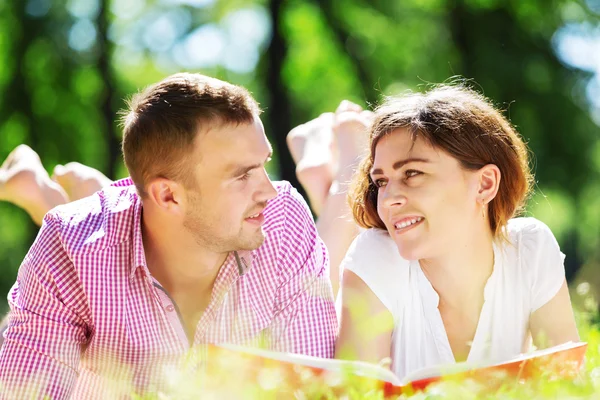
[0,178,337,399]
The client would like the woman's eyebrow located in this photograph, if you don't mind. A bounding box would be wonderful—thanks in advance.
[370,157,430,175]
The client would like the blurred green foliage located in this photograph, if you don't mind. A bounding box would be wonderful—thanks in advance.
[0,0,599,312]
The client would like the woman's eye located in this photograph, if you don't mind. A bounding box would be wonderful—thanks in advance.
[405,170,422,179]
[374,179,387,188]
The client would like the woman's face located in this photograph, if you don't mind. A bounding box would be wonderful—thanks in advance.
[371,128,484,261]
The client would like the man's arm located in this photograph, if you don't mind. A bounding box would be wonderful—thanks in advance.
[270,186,338,358]
[0,213,89,399]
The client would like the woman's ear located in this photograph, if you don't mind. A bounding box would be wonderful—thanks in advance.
[478,164,501,205]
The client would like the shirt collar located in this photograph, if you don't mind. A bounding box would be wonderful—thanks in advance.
[130,195,150,280]
[233,249,257,276]
[209,249,257,306]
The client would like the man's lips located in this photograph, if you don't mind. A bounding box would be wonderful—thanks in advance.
[245,210,266,225]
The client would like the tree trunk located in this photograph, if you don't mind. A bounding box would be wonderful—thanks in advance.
[97,0,119,179]
[4,0,39,149]
[7,0,43,240]
[320,0,377,105]
[265,0,303,197]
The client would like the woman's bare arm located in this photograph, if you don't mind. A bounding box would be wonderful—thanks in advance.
[335,269,394,364]
[530,279,579,348]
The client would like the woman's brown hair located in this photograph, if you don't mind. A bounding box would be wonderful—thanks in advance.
[349,84,533,239]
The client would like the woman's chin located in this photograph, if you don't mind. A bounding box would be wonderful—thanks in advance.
[394,242,424,261]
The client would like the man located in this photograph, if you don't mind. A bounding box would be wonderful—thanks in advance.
[0,73,337,398]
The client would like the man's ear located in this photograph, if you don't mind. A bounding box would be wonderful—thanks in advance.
[146,178,184,213]
[477,164,501,205]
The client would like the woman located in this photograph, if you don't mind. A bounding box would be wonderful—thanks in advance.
[335,85,579,379]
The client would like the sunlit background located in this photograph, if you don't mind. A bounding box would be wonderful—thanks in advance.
[1,0,600,312]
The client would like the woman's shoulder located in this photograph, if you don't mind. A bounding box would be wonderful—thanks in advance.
[506,216,551,233]
[504,219,566,312]
[353,227,396,247]
[503,217,564,280]
[506,217,557,249]
[340,228,411,318]
[343,228,410,271]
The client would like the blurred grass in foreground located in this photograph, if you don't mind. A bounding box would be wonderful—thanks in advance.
[128,283,600,399]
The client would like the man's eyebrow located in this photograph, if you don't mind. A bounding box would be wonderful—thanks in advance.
[370,157,430,176]
[228,152,273,178]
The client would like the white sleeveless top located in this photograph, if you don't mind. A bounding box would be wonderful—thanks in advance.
[339,217,565,380]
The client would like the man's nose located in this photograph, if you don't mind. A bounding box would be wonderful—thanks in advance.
[257,168,278,203]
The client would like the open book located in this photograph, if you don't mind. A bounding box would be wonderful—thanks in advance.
[205,341,587,395]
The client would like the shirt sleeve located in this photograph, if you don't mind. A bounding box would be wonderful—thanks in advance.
[0,212,90,399]
[340,228,409,320]
[269,184,338,358]
[516,218,566,312]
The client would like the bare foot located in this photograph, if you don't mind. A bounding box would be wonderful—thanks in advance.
[52,162,112,201]
[0,145,69,225]
[286,113,336,215]
[332,101,372,184]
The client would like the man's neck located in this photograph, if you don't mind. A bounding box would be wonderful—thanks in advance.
[140,212,228,297]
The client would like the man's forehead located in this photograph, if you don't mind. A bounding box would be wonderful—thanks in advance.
[222,146,273,175]
[196,118,262,147]
[195,120,271,172]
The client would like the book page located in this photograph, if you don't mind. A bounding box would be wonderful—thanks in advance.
[400,360,477,384]
[215,341,586,389]
[216,344,403,386]
[400,341,587,385]
[494,341,585,364]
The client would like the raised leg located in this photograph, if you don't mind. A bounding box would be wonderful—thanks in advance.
[286,113,336,216]
[0,145,69,225]
[52,162,112,201]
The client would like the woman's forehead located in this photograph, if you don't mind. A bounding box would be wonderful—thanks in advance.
[375,129,436,158]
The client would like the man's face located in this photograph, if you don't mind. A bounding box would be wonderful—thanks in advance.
[182,117,278,253]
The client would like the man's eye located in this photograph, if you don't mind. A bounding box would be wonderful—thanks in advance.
[406,170,422,178]
[239,172,252,181]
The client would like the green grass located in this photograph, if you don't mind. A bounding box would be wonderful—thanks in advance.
[145,301,600,399]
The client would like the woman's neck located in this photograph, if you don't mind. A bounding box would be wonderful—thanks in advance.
[419,228,496,309]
